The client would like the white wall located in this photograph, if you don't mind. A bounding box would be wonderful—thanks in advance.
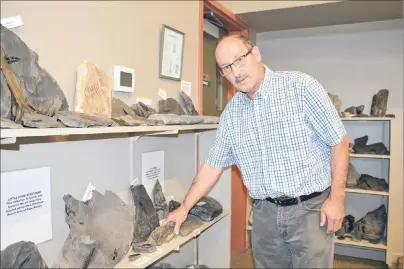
[257,19,403,264]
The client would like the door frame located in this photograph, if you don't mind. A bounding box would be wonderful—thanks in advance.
[198,0,250,252]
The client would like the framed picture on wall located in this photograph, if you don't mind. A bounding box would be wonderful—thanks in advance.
[159,24,185,81]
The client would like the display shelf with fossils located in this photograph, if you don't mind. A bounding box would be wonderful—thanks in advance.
[329,91,394,264]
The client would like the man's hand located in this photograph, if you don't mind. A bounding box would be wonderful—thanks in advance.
[162,204,189,235]
[320,196,345,233]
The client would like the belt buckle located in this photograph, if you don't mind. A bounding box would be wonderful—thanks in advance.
[275,196,297,206]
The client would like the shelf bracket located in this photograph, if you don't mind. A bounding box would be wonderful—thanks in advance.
[1,137,16,144]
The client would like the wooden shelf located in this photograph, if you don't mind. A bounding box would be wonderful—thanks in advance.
[345,188,389,196]
[349,153,390,159]
[115,210,230,269]
[335,237,387,250]
[0,124,219,139]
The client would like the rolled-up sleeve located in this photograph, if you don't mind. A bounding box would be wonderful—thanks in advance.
[303,74,347,146]
[205,113,236,168]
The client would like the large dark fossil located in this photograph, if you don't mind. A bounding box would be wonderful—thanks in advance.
[335,215,355,239]
[189,196,223,222]
[153,180,169,222]
[157,98,185,115]
[180,91,198,116]
[352,205,387,244]
[357,174,389,192]
[352,135,389,155]
[0,241,48,269]
[131,184,160,244]
[370,89,389,117]
[52,190,133,268]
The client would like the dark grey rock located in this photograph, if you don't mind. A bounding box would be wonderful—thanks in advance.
[370,89,389,117]
[352,205,387,244]
[357,174,389,192]
[131,102,156,118]
[344,106,357,114]
[0,241,48,268]
[131,242,156,254]
[158,98,185,115]
[346,163,360,187]
[111,97,136,118]
[180,91,198,116]
[336,215,355,240]
[356,105,365,114]
[148,113,184,125]
[1,25,68,118]
[131,184,160,244]
[21,112,63,128]
[153,180,169,222]
[148,225,176,246]
[53,190,133,268]
[189,196,222,222]
[169,200,181,212]
[55,110,117,128]
[0,118,23,129]
[352,135,390,155]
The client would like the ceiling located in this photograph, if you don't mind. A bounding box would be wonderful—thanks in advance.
[237,1,403,33]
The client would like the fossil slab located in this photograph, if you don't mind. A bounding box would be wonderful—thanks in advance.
[335,215,355,239]
[345,105,365,115]
[148,225,175,246]
[74,62,112,118]
[180,91,198,116]
[148,113,200,125]
[111,97,136,118]
[0,118,23,129]
[55,110,117,128]
[153,180,169,222]
[169,200,181,212]
[357,174,389,192]
[112,115,146,126]
[352,135,389,155]
[0,241,48,268]
[1,25,68,118]
[131,184,160,244]
[346,163,360,187]
[370,89,389,117]
[21,112,63,128]
[131,242,156,254]
[352,205,387,244]
[158,98,185,115]
[131,102,156,118]
[189,196,222,222]
[52,190,133,268]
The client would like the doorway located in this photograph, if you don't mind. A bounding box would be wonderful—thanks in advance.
[198,0,250,253]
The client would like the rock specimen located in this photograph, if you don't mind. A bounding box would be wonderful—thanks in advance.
[169,200,181,212]
[180,91,198,116]
[55,110,117,128]
[327,93,341,113]
[131,184,160,244]
[189,196,222,222]
[1,25,68,118]
[131,102,156,118]
[21,112,63,128]
[370,89,389,117]
[112,97,163,126]
[53,190,133,268]
[147,225,175,246]
[0,241,48,268]
[352,135,390,155]
[131,242,156,254]
[346,163,360,187]
[335,215,355,240]
[345,105,365,115]
[112,115,146,126]
[352,205,387,244]
[158,98,185,115]
[153,180,169,222]
[74,61,112,118]
[148,263,174,269]
[0,118,23,129]
[357,174,389,192]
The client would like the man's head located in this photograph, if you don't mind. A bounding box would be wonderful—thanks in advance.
[215,34,265,97]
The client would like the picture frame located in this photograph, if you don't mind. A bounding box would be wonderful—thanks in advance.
[159,24,185,81]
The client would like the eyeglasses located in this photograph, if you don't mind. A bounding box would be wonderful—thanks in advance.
[218,46,253,76]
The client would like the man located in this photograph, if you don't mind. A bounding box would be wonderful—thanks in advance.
[162,34,349,268]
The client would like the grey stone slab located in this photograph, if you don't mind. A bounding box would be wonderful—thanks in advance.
[0,241,48,269]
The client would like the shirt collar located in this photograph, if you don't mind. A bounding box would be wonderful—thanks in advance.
[239,64,273,103]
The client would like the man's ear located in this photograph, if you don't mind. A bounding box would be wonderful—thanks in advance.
[252,46,262,62]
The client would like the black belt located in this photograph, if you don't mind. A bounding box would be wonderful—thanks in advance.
[264,189,325,206]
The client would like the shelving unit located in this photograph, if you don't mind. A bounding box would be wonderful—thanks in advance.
[335,117,393,263]
[0,124,231,268]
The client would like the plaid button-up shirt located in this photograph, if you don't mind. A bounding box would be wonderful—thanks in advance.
[205,65,347,199]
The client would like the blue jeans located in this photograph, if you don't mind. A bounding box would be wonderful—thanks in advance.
[251,189,335,268]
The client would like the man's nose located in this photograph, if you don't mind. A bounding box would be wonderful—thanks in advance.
[231,64,242,77]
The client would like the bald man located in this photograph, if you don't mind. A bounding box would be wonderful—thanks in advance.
[163,35,349,268]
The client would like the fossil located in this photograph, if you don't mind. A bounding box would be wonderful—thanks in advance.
[153,180,169,222]
[352,135,389,155]
[352,205,387,244]
[189,196,222,222]
[370,89,389,117]
[0,241,48,268]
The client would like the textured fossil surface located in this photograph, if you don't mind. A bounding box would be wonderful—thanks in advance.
[158,98,185,115]
[55,110,117,128]
[357,174,389,192]
[352,205,387,244]
[112,114,146,126]
[335,215,355,239]
[153,180,169,222]
[21,112,63,128]
[131,184,160,244]
[131,102,156,118]
[147,225,176,246]
[1,25,68,119]
[352,135,390,155]
[370,89,389,117]
[0,241,48,268]
[180,91,198,116]
[189,196,223,222]
[75,61,112,118]
[52,190,133,268]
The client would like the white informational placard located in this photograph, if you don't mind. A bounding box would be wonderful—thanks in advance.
[141,150,164,200]
[181,80,192,96]
[1,167,52,249]
[158,88,167,100]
